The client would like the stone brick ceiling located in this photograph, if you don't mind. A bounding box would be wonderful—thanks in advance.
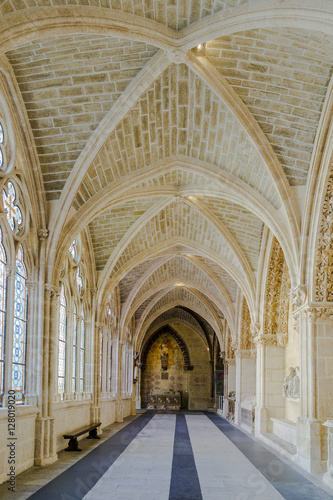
[203,29,333,185]
[2,1,333,340]
[6,36,157,199]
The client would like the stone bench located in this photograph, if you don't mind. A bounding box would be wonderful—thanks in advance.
[63,422,101,451]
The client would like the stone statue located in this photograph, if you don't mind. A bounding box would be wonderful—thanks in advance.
[283,366,300,399]
[160,341,169,371]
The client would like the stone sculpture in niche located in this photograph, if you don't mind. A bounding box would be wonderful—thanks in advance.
[160,341,169,370]
[283,366,300,399]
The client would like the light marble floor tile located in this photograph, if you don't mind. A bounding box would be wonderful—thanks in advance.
[186,415,285,500]
[83,414,176,500]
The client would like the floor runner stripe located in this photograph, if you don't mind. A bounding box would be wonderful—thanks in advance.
[169,414,202,500]
[27,412,156,500]
[205,413,333,500]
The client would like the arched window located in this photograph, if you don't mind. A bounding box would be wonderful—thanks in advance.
[0,227,6,405]
[0,122,4,169]
[72,301,77,392]
[58,284,67,397]
[2,181,23,234]
[80,307,85,392]
[12,245,27,403]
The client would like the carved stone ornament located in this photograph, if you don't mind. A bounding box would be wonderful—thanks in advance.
[253,334,277,346]
[304,305,333,321]
[283,366,300,399]
[290,284,307,309]
[235,349,252,359]
[240,299,254,351]
[37,228,49,240]
[315,172,333,302]
[264,238,285,337]
[166,49,187,65]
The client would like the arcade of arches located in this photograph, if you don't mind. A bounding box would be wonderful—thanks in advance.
[0,0,333,492]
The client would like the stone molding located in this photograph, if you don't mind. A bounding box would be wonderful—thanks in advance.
[252,334,277,346]
[235,349,253,359]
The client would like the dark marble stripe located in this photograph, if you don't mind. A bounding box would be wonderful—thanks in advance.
[206,413,333,500]
[27,412,156,500]
[169,414,202,500]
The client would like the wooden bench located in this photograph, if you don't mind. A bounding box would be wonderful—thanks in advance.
[63,422,101,451]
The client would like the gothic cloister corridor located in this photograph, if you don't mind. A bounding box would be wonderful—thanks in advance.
[1,0,333,498]
[0,411,332,499]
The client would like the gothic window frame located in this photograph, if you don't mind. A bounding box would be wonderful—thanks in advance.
[2,179,25,237]
[0,227,7,406]
[12,244,28,404]
[57,283,67,399]
[56,239,90,401]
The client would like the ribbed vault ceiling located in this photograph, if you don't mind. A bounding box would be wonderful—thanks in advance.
[1,1,333,345]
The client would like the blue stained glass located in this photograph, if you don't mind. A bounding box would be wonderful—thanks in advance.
[0,123,3,144]
[2,182,22,234]
[80,308,85,392]
[72,302,77,392]
[0,227,6,405]
[11,246,27,404]
[58,284,67,398]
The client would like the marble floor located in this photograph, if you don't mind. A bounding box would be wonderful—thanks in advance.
[0,412,332,500]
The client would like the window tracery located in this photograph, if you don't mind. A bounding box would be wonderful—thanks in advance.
[2,181,23,234]
[57,236,90,399]
[0,228,6,405]
[58,284,67,398]
[12,245,27,403]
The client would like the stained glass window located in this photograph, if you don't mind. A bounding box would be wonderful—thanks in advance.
[12,245,27,404]
[109,343,112,393]
[80,308,85,392]
[100,335,103,391]
[76,266,83,293]
[0,228,6,406]
[0,123,4,144]
[58,284,67,397]
[72,301,77,392]
[2,181,22,234]
[0,149,3,170]
[69,239,76,260]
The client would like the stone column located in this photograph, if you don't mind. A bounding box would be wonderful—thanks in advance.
[91,321,103,424]
[235,349,256,426]
[35,283,59,466]
[254,335,284,436]
[323,420,333,487]
[115,342,123,422]
[295,304,333,473]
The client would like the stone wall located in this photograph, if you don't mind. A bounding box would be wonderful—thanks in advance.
[141,320,211,410]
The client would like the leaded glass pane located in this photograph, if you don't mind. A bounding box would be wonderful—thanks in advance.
[0,123,4,143]
[2,181,22,234]
[69,239,76,260]
[72,301,77,392]
[0,149,3,169]
[58,284,67,398]
[76,266,83,292]
[12,246,27,404]
[80,308,85,392]
[0,227,6,405]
